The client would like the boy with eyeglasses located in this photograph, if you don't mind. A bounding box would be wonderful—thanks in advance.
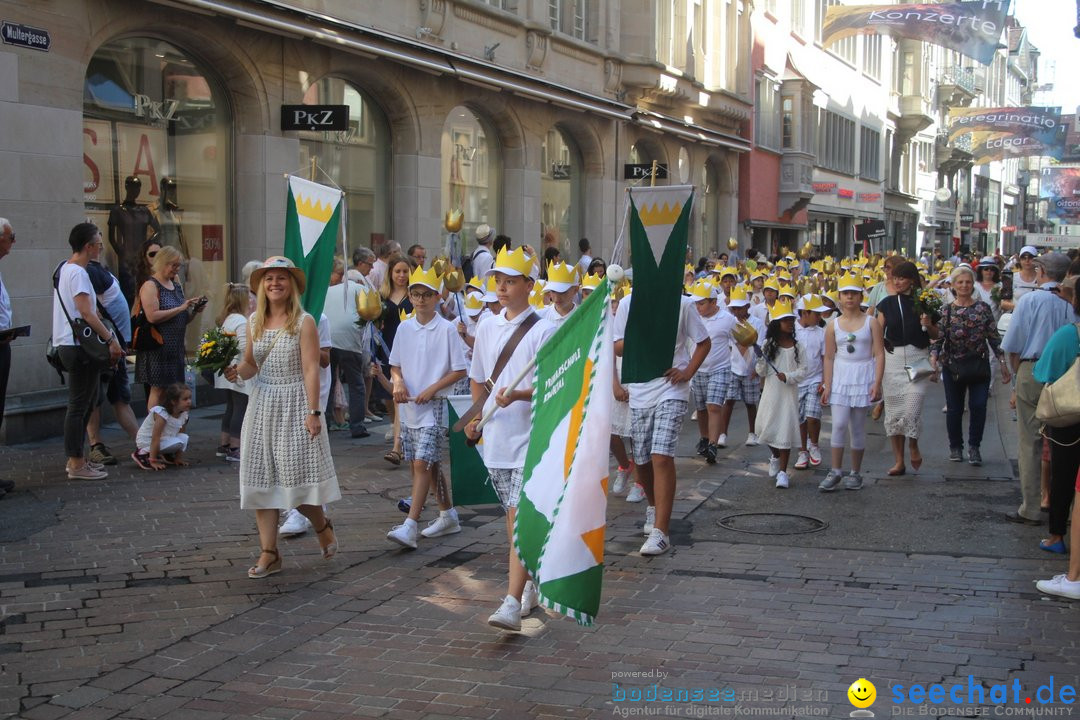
[384,267,468,549]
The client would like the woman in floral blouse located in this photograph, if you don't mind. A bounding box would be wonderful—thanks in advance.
[930,265,1012,466]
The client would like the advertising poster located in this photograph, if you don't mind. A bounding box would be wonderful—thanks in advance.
[83,119,116,205]
[115,122,167,199]
[1040,168,1080,223]
[965,129,1065,165]
[822,1,1009,65]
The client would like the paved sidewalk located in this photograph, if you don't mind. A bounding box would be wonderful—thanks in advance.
[0,382,1076,720]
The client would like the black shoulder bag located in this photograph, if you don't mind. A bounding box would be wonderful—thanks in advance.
[52,262,112,368]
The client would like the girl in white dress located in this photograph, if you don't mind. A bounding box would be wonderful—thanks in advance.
[753,301,807,489]
[224,257,340,579]
[820,275,885,491]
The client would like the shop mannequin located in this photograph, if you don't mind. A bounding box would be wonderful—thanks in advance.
[108,176,160,304]
[156,176,190,260]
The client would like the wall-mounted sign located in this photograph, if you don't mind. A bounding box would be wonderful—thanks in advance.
[1,21,50,52]
[971,220,989,229]
[202,225,224,262]
[812,182,837,194]
[837,188,855,199]
[280,105,350,132]
[1001,225,1017,232]
[856,220,887,241]
[960,213,975,224]
[624,163,668,180]
[857,192,882,203]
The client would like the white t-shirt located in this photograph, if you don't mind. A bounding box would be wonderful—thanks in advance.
[577,254,592,277]
[52,262,94,347]
[136,406,189,451]
[389,314,467,428]
[318,314,332,412]
[469,308,555,468]
[750,300,772,326]
[214,313,249,394]
[696,308,737,373]
[730,313,766,377]
[795,323,825,387]
[471,246,494,279]
[0,271,11,331]
[542,304,577,328]
[1012,272,1039,301]
[613,294,709,409]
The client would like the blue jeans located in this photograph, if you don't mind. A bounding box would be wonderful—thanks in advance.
[942,370,990,450]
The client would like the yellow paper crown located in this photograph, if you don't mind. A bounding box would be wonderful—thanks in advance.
[529,285,546,308]
[688,279,717,300]
[399,307,415,322]
[778,284,796,298]
[467,275,484,290]
[777,271,792,283]
[728,283,750,304]
[581,271,603,290]
[825,290,840,305]
[464,293,484,312]
[764,277,781,292]
[409,265,442,291]
[769,299,796,322]
[546,261,578,286]
[714,266,738,279]
[484,276,498,295]
[685,263,695,275]
[837,272,864,291]
[492,246,535,277]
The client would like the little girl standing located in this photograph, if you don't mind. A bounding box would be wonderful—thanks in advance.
[132,383,192,470]
[753,300,807,489]
[819,274,885,491]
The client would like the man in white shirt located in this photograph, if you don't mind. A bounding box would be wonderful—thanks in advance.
[469,224,495,280]
[576,237,593,277]
[0,218,14,495]
[614,290,711,557]
[368,241,400,291]
[323,261,371,439]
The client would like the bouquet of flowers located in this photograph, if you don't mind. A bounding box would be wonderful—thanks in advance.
[191,327,240,376]
[913,288,943,332]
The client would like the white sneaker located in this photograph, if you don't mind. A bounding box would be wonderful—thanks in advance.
[746,433,760,446]
[611,466,630,495]
[808,445,822,466]
[386,521,418,549]
[1036,574,1080,600]
[643,505,656,535]
[384,430,394,442]
[626,483,646,503]
[715,433,727,448]
[768,456,780,478]
[420,510,461,538]
[487,595,522,631]
[278,508,312,537]
[521,581,540,618]
[639,528,670,556]
[775,471,790,489]
[794,451,809,470]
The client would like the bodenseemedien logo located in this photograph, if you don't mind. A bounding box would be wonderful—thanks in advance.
[849,678,877,718]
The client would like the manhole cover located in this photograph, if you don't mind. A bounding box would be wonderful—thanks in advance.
[718,512,828,535]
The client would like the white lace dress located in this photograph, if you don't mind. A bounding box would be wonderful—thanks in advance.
[239,315,340,510]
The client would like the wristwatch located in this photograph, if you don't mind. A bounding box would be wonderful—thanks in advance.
[308,410,322,416]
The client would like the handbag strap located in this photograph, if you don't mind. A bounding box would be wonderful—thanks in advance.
[52,262,83,343]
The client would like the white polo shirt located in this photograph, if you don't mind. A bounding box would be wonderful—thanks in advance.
[542,303,577,328]
[729,313,766,377]
[697,307,737,373]
[390,314,467,429]
[469,308,555,468]
[613,294,709,410]
[795,323,825,387]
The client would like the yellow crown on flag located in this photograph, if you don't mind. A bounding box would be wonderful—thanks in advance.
[546,261,578,286]
[295,194,334,223]
[492,246,535,277]
[640,202,682,227]
[581,271,603,290]
[408,265,442,292]
[769,299,796,322]
[688,279,717,300]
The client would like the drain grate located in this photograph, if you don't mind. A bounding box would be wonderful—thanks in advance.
[718,512,828,535]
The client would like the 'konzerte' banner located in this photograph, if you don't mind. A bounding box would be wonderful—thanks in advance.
[822,2,1009,65]
[1040,168,1080,223]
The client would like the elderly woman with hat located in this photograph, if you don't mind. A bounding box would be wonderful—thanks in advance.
[974,256,1003,320]
[224,256,340,579]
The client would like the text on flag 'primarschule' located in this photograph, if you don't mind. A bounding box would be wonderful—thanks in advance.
[541,348,582,404]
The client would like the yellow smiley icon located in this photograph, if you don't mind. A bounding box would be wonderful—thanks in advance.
[848,678,876,709]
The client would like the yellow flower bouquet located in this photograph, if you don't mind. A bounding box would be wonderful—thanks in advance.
[191,327,240,376]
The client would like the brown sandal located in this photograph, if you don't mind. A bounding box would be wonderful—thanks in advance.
[248,548,281,579]
[315,519,338,559]
[384,449,402,466]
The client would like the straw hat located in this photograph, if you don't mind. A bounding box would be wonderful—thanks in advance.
[249,256,306,293]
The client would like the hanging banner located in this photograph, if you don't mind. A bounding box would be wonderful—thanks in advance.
[822,1,1010,65]
[947,106,1063,141]
[965,129,1066,165]
[1040,168,1080,223]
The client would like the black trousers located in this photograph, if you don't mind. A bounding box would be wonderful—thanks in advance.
[58,346,103,459]
[0,342,9,436]
[1048,423,1080,537]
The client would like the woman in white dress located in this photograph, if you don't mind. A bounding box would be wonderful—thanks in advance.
[224,257,340,579]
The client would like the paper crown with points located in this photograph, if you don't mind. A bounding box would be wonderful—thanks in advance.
[688,279,718,300]
[778,284,797,298]
[463,293,485,315]
[713,266,738,279]
[581,271,603,290]
[482,275,498,301]
[684,263,695,275]
[769,299,796,322]
[727,283,751,307]
[408,265,442,293]
[764,277,781,292]
[837,272,864,292]
[489,246,536,278]
[399,307,415,322]
[529,284,546,308]
[545,261,579,291]
[466,275,485,291]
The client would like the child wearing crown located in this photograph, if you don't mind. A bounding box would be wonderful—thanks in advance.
[384,266,468,549]
[687,279,739,465]
[753,300,808,489]
[463,247,555,631]
[793,294,828,471]
[541,261,579,327]
[721,284,766,447]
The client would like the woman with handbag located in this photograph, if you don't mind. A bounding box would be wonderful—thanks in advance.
[1032,287,1080,557]
[875,261,939,476]
[51,223,125,479]
[930,266,1011,467]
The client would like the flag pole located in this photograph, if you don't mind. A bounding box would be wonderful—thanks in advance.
[475,358,537,431]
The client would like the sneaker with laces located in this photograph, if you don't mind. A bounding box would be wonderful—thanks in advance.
[695,437,709,456]
[611,466,631,495]
[715,433,727,448]
[775,471,790,489]
[643,505,656,535]
[949,447,963,462]
[703,444,717,464]
[215,444,229,458]
[130,451,153,471]
[520,581,540,618]
[421,511,461,538]
[819,469,844,492]
[794,451,809,470]
[1036,574,1080,600]
[67,463,107,480]
[89,443,117,466]
[487,595,522,630]
[386,521,418,549]
[279,508,312,537]
[844,471,864,490]
[224,447,241,462]
[745,433,760,446]
[640,528,670,556]
[86,460,106,472]
[625,483,646,503]
[808,445,822,466]
[968,447,982,466]
[768,456,780,478]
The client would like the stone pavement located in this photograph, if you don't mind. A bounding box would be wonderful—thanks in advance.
[0,381,1076,720]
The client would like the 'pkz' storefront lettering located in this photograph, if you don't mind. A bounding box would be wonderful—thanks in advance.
[133,94,179,122]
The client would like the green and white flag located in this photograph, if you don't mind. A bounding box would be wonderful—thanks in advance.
[283,175,343,318]
[515,278,612,626]
[447,395,500,506]
[621,185,694,384]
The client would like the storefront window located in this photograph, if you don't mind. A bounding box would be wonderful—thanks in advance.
[299,78,390,257]
[83,37,230,352]
[540,127,582,250]
[442,107,499,240]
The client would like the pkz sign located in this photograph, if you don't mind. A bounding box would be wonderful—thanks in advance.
[1,21,50,51]
[281,105,349,132]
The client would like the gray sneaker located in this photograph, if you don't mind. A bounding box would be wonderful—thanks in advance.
[949,447,963,462]
[844,471,864,491]
[968,447,982,466]
[818,469,844,492]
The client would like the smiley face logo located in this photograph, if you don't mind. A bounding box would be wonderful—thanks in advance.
[848,678,876,709]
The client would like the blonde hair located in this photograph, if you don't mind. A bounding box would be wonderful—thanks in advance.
[949,265,976,284]
[251,270,304,340]
[151,245,183,275]
[216,282,250,325]
[379,256,415,300]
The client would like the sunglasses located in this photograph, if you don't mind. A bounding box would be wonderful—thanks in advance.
[845,333,856,354]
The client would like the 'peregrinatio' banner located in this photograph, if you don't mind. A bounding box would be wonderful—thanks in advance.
[947,106,1063,141]
[822,2,1009,65]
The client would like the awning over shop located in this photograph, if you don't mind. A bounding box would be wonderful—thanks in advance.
[630,109,751,153]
